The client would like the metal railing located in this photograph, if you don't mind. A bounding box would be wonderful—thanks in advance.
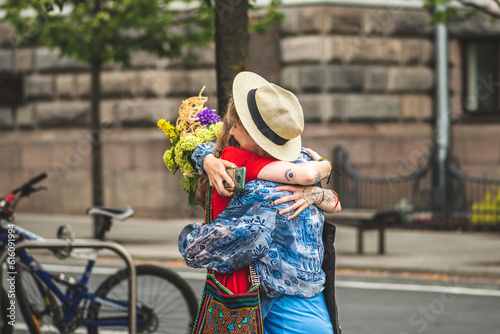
[333,146,433,212]
[332,145,500,230]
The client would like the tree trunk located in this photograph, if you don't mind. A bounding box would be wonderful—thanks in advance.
[90,57,104,239]
[214,0,249,117]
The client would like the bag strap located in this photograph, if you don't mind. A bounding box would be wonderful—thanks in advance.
[206,185,214,276]
[249,265,260,286]
[205,185,214,225]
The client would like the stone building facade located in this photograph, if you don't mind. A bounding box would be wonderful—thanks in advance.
[1,1,499,218]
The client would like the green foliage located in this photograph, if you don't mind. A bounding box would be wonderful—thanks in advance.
[181,173,200,206]
[249,0,284,35]
[1,0,213,67]
[1,0,282,65]
[424,0,500,26]
[200,0,284,35]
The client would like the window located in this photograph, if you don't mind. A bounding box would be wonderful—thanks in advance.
[464,41,500,119]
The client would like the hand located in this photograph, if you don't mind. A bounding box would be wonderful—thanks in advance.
[204,154,237,197]
[274,185,323,220]
[304,148,322,161]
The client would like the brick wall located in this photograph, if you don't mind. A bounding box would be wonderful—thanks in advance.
[1,4,500,218]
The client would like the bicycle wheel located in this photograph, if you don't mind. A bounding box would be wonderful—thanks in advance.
[16,264,63,334]
[87,264,198,334]
[1,287,14,334]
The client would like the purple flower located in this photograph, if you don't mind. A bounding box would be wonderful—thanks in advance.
[197,109,221,126]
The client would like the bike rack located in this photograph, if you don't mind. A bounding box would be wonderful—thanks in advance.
[0,239,136,334]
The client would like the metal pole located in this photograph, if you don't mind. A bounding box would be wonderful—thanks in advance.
[0,240,136,334]
[435,3,450,210]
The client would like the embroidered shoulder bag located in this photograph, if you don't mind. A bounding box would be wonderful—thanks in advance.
[191,186,264,334]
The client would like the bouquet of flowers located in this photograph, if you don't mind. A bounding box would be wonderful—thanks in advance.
[158,87,222,205]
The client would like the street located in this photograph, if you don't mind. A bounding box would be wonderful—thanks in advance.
[178,268,500,334]
[334,275,500,334]
[4,257,500,334]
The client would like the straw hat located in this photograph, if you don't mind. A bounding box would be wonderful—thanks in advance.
[232,71,304,161]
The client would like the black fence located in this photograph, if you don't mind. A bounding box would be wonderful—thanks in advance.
[332,146,500,230]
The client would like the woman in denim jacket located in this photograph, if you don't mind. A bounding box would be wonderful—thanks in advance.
[179,72,341,334]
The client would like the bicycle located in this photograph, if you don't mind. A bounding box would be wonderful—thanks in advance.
[0,173,198,333]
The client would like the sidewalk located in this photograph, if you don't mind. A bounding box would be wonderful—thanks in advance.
[12,213,500,278]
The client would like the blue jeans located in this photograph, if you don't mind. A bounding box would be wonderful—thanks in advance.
[261,293,334,334]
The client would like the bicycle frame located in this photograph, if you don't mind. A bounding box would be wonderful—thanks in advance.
[0,223,141,330]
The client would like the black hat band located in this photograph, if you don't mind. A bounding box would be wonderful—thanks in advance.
[247,88,288,146]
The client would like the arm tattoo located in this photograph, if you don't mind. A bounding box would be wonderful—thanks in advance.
[323,190,339,208]
[313,169,322,184]
[324,191,335,205]
[285,168,295,182]
[301,186,323,205]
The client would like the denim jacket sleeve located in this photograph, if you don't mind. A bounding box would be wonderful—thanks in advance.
[178,185,277,274]
[192,142,217,175]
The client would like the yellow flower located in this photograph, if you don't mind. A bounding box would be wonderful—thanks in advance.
[157,119,178,140]
[157,119,167,131]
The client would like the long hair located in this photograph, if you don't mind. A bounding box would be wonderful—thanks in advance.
[195,97,240,207]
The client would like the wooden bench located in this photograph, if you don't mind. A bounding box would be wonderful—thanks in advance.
[325,209,403,254]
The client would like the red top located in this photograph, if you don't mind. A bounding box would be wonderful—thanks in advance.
[212,147,276,218]
[210,146,276,293]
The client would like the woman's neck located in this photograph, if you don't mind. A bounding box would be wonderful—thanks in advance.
[255,146,272,158]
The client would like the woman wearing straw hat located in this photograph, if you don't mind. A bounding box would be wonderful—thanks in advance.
[179,72,341,334]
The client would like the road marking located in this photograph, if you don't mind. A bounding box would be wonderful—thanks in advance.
[335,280,500,297]
[36,264,500,298]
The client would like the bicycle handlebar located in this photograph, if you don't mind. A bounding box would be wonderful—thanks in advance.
[11,172,47,195]
[1,172,48,219]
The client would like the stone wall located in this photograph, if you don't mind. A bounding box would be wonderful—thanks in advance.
[0,29,218,218]
[279,6,434,123]
[1,4,500,218]
[278,5,436,180]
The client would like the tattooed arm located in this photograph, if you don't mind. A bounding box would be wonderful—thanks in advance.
[200,146,333,195]
[273,185,341,219]
[257,148,331,186]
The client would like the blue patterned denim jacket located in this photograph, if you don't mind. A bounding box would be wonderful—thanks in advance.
[178,143,326,298]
